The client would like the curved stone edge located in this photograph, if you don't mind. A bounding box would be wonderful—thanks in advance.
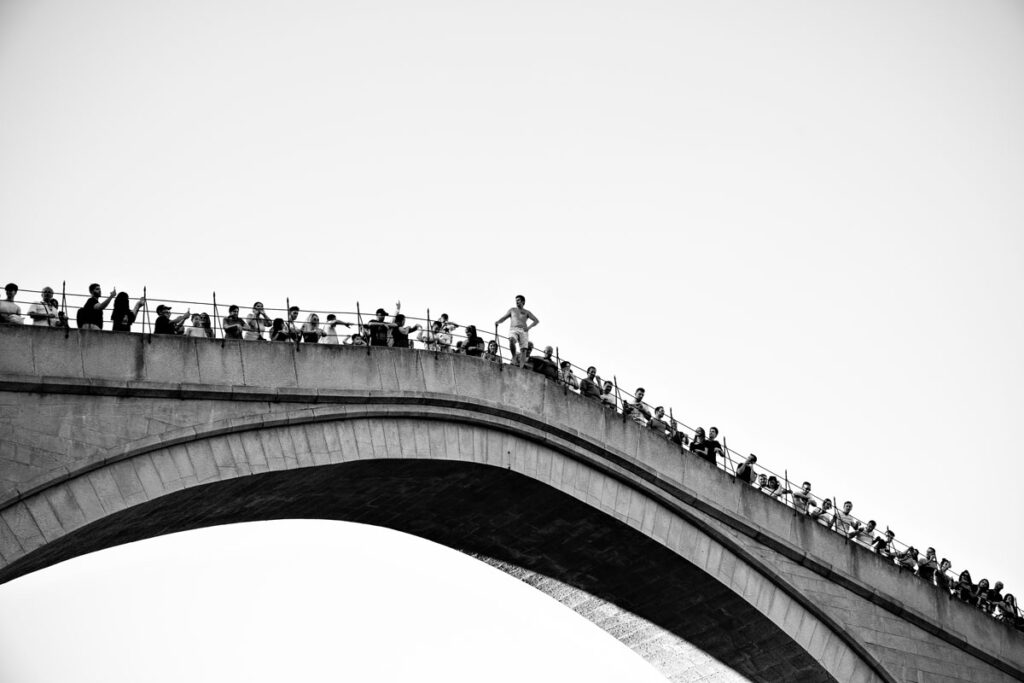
[1,377,1021,680]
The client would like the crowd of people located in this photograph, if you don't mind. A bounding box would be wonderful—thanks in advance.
[1,282,1022,631]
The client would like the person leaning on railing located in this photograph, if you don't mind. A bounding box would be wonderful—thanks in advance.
[27,286,66,328]
[222,305,246,340]
[0,283,23,324]
[579,367,601,399]
[154,304,189,335]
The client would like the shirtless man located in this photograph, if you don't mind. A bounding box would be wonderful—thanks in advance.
[495,295,539,367]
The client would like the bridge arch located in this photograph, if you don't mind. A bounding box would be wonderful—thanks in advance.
[1,326,1022,682]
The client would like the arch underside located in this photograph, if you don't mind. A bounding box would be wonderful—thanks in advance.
[1,459,835,683]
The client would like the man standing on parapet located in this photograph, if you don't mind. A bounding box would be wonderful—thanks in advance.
[495,294,539,368]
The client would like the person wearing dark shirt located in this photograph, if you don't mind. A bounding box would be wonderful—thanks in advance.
[935,559,953,592]
[391,314,421,348]
[871,529,895,557]
[689,427,711,462]
[154,304,189,335]
[527,345,559,381]
[110,291,145,332]
[222,305,245,339]
[704,426,724,465]
[734,454,758,484]
[917,547,939,583]
[463,325,485,356]
[579,366,602,399]
[78,283,115,330]
[365,308,393,347]
[648,406,670,435]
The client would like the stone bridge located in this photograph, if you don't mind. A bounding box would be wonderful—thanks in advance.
[0,326,1021,682]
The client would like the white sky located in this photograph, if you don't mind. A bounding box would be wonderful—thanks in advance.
[1,0,1023,680]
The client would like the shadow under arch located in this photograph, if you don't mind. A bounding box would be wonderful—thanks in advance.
[1,452,841,682]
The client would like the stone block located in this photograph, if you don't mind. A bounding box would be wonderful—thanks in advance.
[67,476,107,521]
[42,483,87,535]
[392,349,428,394]
[418,351,457,395]
[239,340,298,388]
[185,440,220,484]
[140,335,203,386]
[134,454,168,499]
[23,494,64,542]
[293,344,378,391]
[88,467,127,514]
[195,339,244,385]
[80,330,143,380]
[32,327,85,379]
[0,514,23,563]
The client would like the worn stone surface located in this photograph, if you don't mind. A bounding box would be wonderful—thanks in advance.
[1,325,1022,683]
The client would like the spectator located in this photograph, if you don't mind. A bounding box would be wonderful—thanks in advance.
[269,318,289,342]
[109,292,144,332]
[301,314,326,343]
[322,314,353,345]
[184,314,208,338]
[495,294,539,367]
[244,302,272,341]
[936,558,953,592]
[0,283,22,324]
[417,322,437,349]
[985,581,1005,615]
[436,318,454,351]
[762,475,786,498]
[283,306,301,342]
[809,498,835,528]
[626,388,652,425]
[579,366,602,399]
[895,546,919,572]
[955,570,977,605]
[871,529,896,557]
[735,454,757,484]
[705,427,724,465]
[462,325,485,356]
[690,428,711,462]
[648,406,671,435]
[154,304,189,335]
[600,380,617,409]
[483,340,502,363]
[792,482,813,513]
[560,361,579,390]
[27,286,66,328]
[365,308,393,347]
[347,331,367,347]
[976,579,994,613]
[917,548,939,583]
[997,593,1020,626]
[834,501,856,534]
[222,305,245,340]
[847,519,876,546]
[527,345,559,381]
[77,283,115,330]
[200,312,214,338]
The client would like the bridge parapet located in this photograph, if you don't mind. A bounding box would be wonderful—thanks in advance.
[1,325,1022,680]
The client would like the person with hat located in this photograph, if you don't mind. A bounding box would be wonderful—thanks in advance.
[154,304,189,335]
[0,283,24,324]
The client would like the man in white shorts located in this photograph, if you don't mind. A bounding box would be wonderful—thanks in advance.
[495,294,539,367]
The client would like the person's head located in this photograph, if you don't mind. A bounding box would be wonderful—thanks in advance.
[41,286,54,301]
[229,305,239,315]
[271,318,284,332]
[375,307,386,320]
[843,500,853,513]
[487,340,498,353]
[515,294,525,307]
[288,306,299,321]
[432,321,442,332]
[191,314,202,326]
[709,426,718,439]
[466,324,476,336]
[440,313,449,323]
[926,547,936,559]
[940,558,952,571]
[88,283,100,297]
[543,345,553,359]
[156,305,172,317]
[885,529,895,540]
[959,569,972,582]
[978,578,990,590]
[821,499,833,510]
[253,301,264,312]
[603,380,613,392]
[654,406,665,418]
[864,520,876,533]
[756,474,768,487]
[308,313,320,325]
[767,475,779,487]
[635,387,645,400]
[694,427,706,439]
[586,365,596,378]
[1006,594,1017,609]
[326,314,337,323]
[994,581,1004,592]
[113,291,129,312]
[200,312,210,324]
[395,314,406,326]
[4,283,17,299]
[802,481,811,493]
